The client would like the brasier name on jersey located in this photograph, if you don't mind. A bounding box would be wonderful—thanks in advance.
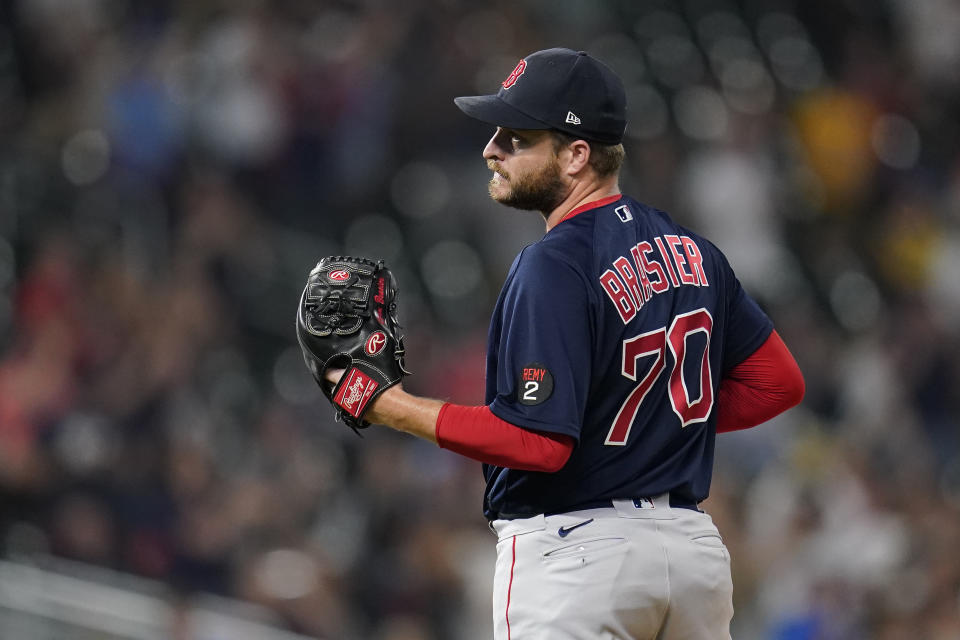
[599,234,709,324]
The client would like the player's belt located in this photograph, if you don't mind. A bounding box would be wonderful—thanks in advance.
[543,494,700,516]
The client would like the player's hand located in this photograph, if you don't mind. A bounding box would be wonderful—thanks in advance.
[323,367,405,426]
[325,368,346,385]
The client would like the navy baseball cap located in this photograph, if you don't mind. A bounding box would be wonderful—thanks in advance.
[455,48,627,145]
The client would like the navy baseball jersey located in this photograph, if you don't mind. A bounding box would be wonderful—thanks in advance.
[483,195,773,520]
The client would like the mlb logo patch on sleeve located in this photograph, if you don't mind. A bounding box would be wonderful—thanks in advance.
[517,363,554,405]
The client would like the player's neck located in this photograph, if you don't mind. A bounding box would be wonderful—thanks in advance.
[544,177,621,231]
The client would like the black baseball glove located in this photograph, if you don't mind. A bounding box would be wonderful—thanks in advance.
[296,256,410,432]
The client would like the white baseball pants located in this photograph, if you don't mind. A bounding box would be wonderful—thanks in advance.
[490,494,733,640]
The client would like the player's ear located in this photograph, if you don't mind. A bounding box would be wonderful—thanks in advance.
[562,139,592,176]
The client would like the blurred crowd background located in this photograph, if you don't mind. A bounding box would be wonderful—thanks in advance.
[0,0,958,638]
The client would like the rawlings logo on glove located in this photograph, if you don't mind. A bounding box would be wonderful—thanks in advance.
[296,256,410,433]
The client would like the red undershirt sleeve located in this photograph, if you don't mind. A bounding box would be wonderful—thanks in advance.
[435,404,575,473]
[716,330,805,433]
[433,331,801,461]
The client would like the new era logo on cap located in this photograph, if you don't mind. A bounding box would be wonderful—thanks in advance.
[454,48,627,145]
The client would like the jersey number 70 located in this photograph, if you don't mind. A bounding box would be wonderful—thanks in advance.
[605,308,714,446]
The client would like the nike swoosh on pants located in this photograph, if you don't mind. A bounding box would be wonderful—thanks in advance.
[557,518,594,537]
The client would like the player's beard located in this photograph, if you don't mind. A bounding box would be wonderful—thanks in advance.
[487,156,566,213]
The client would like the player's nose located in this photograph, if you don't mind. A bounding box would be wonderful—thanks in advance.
[482,129,506,161]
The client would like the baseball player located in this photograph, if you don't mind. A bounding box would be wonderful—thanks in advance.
[322,48,805,638]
